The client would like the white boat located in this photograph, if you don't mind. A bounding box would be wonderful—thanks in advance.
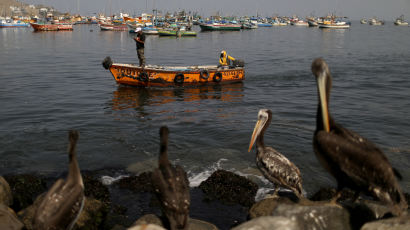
[319,21,350,29]
[369,18,384,25]
[360,19,367,24]
[394,15,409,26]
[291,20,309,26]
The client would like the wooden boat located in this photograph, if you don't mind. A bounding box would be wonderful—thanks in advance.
[199,23,241,31]
[158,29,197,36]
[30,22,73,31]
[102,56,245,87]
[0,19,30,28]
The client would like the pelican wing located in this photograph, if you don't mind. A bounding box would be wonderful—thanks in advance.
[257,147,303,194]
[34,179,84,229]
[315,129,402,203]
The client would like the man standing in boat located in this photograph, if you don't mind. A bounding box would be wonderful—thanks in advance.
[219,50,235,69]
[134,27,146,67]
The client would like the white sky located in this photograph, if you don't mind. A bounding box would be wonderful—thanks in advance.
[21,0,410,20]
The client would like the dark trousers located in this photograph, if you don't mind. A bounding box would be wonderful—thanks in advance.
[137,48,145,67]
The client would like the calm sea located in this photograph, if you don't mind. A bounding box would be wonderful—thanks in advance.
[1,23,409,197]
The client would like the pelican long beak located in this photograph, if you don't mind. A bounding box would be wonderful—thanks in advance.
[248,119,263,152]
[317,70,330,132]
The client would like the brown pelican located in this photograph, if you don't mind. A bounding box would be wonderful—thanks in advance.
[151,126,190,230]
[311,58,407,215]
[33,130,85,230]
[248,109,304,199]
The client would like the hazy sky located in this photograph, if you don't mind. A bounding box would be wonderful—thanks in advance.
[22,0,410,20]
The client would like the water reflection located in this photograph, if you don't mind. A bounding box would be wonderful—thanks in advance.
[111,83,244,111]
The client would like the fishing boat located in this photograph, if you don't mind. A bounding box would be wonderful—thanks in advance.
[199,22,241,31]
[291,20,309,26]
[102,56,245,87]
[319,21,350,29]
[100,23,128,31]
[158,29,197,36]
[30,22,73,31]
[369,18,384,25]
[394,15,409,26]
[0,19,30,28]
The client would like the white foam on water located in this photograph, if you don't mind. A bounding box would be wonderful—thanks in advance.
[100,175,129,186]
[255,187,275,201]
[187,158,228,187]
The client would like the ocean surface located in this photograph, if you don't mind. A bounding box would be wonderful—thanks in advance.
[1,23,409,199]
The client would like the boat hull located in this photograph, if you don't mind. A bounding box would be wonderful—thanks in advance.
[158,30,197,36]
[319,24,350,29]
[30,22,73,31]
[199,24,241,31]
[103,59,245,87]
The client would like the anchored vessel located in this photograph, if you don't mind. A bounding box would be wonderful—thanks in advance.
[102,56,245,87]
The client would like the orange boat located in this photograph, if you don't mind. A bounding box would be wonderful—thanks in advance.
[102,57,245,87]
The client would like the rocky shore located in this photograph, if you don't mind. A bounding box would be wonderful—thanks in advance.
[0,169,409,230]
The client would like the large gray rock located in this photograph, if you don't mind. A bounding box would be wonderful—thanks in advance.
[0,204,24,230]
[272,202,351,230]
[360,213,410,230]
[249,197,295,219]
[130,214,218,230]
[0,177,13,206]
[232,216,300,230]
[128,224,166,230]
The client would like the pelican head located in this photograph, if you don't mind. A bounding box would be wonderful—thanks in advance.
[311,58,332,132]
[248,109,272,152]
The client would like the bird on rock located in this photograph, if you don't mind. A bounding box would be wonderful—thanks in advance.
[152,126,190,230]
[33,130,85,230]
[311,58,407,215]
[249,109,304,199]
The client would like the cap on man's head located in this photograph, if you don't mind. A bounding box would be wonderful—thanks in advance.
[136,27,142,32]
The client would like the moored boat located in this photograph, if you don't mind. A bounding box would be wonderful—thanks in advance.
[369,18,384,25]
[30,22,73,31]
[199,23,241,31]
[100,23,128,31]
[102,56,245,87]
[394,15,409,26]
[0,19,30,28]
[360,18,367,24]
[319,21,350,29]
[158,29,197,36]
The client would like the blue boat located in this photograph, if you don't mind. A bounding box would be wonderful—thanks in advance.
[0,19,30,28]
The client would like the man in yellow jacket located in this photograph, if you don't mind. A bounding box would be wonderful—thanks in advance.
[219,50,235,68]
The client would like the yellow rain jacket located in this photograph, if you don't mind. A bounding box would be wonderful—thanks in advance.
[219,50,235,66]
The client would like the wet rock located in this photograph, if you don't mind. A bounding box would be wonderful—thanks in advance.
[3,174,47,212]
[0,204,24,230]
[249,197,295,219]
[360,213,410,230]
[74,197,109,230]
[82,173,111,204]
[131,214,163,227]
[342,199,394,230]
[232,216,300,230]
[16,193,44,230]
[127,224,166,230]
[115,172,154,193]
[309,187,356,202]
[198,170,258,207]
[0,177,13,206]
[272,202,351,230]
[130,214,218,230]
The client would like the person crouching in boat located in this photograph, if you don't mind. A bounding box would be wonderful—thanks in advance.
[219,50,235,69]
